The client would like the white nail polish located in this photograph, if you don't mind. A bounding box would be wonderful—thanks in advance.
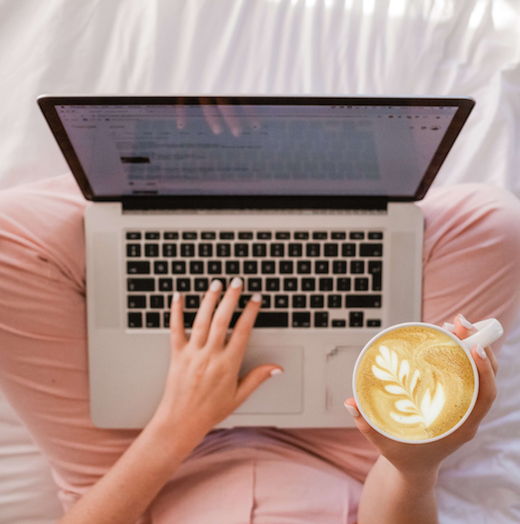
[344,403,360,417]
[173,291,180,303]
[210,279,223,291]
[251,293,262,302]
[270,368,283,376]
[231,277,243,288]
[443,322,456,333]
[459,315,473,330]
[476,344,487,360]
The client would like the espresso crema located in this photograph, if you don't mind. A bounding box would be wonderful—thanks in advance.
[356,326,475,441]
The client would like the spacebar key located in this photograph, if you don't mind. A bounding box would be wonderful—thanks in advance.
[254,312,289,328]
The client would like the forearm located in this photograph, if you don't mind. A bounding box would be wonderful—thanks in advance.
[58,420,199,524]
[358,454,439,524]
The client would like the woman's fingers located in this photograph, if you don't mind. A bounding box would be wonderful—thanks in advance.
[189,279,223,347]
[170,291,188,349]
[226,293,262,357]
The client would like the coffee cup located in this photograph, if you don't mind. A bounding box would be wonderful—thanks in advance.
[352,318,503,444]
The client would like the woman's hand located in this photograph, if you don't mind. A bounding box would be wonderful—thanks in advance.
[344,313,499,478]
[150,277,284,451]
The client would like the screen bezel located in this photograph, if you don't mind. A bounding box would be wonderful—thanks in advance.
[37,95,475,209]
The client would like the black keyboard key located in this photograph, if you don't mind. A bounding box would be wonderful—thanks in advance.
[368,232,384,240]
[185,295,200,309]
[181,244,195,257]
[283,278,298,291]
[126,232,141,240]
[254,312,288,328]
[244,261,258,274]
[198,243,213,257]
[183,232,197,240]
[319,278,333,291]
[297,261,311,274]
[270,243,284,257]
[337,277,351,291]
[315,312,328,328]
[332,319,346,327]
[163,244,177,257]
[201,231,216,240]
[127,278,155,292]
[331,232,346,240]
[164,311,170,327]
[355,278,369,291]
[332,260,347,274]
[126,244,141,257]
[127,261,150,274]
[145,232,160,240]
[145,244,159,257]
[194,278,209,291]
[164,232,179,240]
[367,319,382,327]
[274,295,289,308]
[312,231,327,240]
[154,261,168,274]
[128,295,146,308]
[214,277,227,291]
[315,261,329,274]
[248,278,262,292]
[146,312,161,328]
[262,261,276,274]
[257,232,272,240]
[128,312,142,328]
[172,261,186,274]
[217,243,231,257]
[159,278,173,292]
[292,295,306,308]
[350,232,365,240]
[266,278,280,291]
[368,261,383,291]
[184,312,197,328]
[327,295,342,308]
[306,243,320,257]
[261,295,271,309]
[349,312,364,327]
[294,232,309,240]
[238,232,254,239]
[276,232,291,239]
[239,294,252,308]
[252,243,267,257]
[310,295,324,308]
[220,231,235,240]
[225,261,240,274]
[229,311,242,328]
[190,261,204,274]
[288,244,303,257]
[176,278,191,292]
[324,244,338,257]
[350,260,365,274]
[150,295,164,309]
[166,295,173,308]
[235,243,249,257]
[360,243,383,257]
[301,278,316,291]
[208,261,222,274]
[341,243,356,257]
[292,312,311,328]
[279,261,294,274]
[346,295,382,308]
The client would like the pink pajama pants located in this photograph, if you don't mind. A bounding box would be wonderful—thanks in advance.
[1,173,520,524]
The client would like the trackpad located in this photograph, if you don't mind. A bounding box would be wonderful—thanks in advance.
[234,345,303,414]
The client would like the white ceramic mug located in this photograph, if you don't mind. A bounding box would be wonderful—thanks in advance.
[352,318,504,444]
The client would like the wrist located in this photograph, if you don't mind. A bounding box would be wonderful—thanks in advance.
[382,456,440,491]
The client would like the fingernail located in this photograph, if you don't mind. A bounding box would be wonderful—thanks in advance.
[443,322,456,333]
[344,402,360,417]
[231,277,243,288]
[173,291,180,303]
[210,279,223,291]
[459,315,473,330]
[270,368,283,376]
[251,293,262,302]
[476,343,487,360]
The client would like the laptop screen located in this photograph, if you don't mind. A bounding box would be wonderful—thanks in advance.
[38,96,474,204]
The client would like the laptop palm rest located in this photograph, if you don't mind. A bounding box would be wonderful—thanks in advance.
[234,345,303,414]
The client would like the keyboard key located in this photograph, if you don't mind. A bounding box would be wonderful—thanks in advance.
[162,244,177,257]
[127,278,155,292]
[328,295,342,308]
[349,312,364,327]
[324,244,338,257]
[368,232,384,240]
[184,312,197,328]
[154,261,168,274]
[294,232,309,240]
[198,243,213,257]
[190,261,204,274]
[266,278,280,291]
[368,261,382,291]
[164,232,179,240]
[127,261,150,274]
[145,232,160,240]
[159,278,173,291]
[315,261,329,274]
[235,244,249,257]
[244,261,258,274]
[341,243,356,257]
[332,319,346,327]
[319,278,333,291]
[128,312,142,328]
[220,231,235,240]
[201,232,216,240]
[164,311,170,327]
[315,312,328,327]
[262,261,276,274]
[367,319,382,327]
[126,244,141,257]
[292,295,306,308]
[257,232,272,240]
[150,295,164,309]
[301,278,316,291]
[279,261,294,274]
[297,261,311,274]
[248,278,262,292]
[283,278,298,291]
[274,295,289,308]
[183,232,197,240]
[181,244,195,257]
[128,295,146,308]
[261,295,271,308]
[145,244,159,257]
[288,244,303,257]
[350,232,365,240]
[185,295,200,309]
[292,312,311,328]
[166,295,173,308]
[350,260,365,274]
[275,232,291,239]
[238,232,253,239]
[252,243,267,257]
[146,312,161,328]
[310,295,324,308]
[176,278,191,292]
[254,312,289,327]
[126,232,141,240]
[332,260,347,274]
[194,278,209,291]
[312,231,327,240]
[270,243,284,257]
[217,244,231,257]
[355,278,369,291]
[337,277,351,291]
[331,232,346,240]
[214,277,227,291]
[306,244,320,257]
[360,243,383,257]
[346,295,382,308]
[229,312,242,327]
[225,261,240,274]
[208,261,222,274]
[239,294,252,308]
[172,261,186,274]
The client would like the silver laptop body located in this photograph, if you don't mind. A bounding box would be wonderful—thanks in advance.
[38,95,475,429]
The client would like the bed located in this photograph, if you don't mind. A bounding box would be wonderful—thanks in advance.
[1,0,519,522]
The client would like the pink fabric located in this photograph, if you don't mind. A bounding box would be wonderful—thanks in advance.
[1,173,520,524]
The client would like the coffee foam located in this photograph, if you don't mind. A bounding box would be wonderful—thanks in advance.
[356,326,475,441]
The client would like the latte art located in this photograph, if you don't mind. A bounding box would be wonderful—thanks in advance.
[356,326,475,441]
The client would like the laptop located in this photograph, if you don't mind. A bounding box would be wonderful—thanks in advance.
[37,95,475,429]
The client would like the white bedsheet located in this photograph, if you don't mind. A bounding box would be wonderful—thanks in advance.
[0,0,519,522]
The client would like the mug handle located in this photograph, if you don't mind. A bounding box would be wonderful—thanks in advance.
[460,318,504,351]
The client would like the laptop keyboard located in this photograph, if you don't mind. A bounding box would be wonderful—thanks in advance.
[125,230,383,330]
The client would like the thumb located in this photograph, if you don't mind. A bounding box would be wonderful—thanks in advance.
[344,398,386,447]
[235,365,284,406]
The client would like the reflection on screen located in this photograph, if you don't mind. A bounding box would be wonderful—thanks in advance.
[56,103,457,197]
